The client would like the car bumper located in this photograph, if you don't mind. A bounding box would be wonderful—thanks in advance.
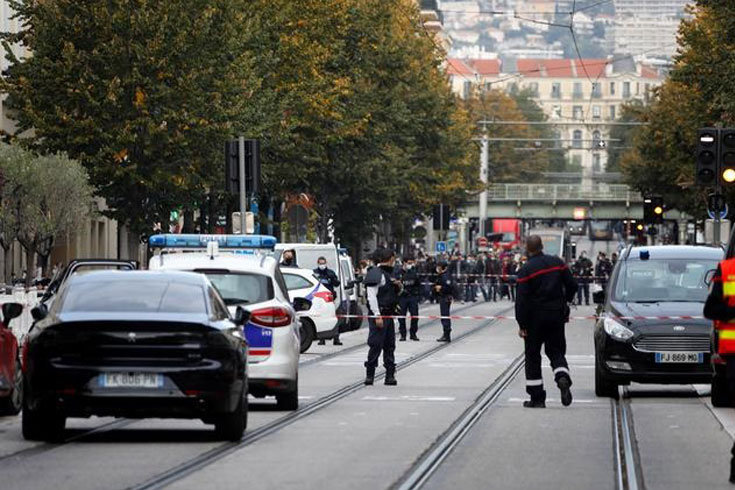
[247,327,299,396]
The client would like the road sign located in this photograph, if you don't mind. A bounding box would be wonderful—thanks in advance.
[477,236,488,248]
[435,241,447,253]
[707,203,729,220]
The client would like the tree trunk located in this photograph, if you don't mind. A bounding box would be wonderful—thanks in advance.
[25,246,34,289]
[182,208,195,233]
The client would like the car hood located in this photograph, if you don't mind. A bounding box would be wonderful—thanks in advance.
[609,301,711,334]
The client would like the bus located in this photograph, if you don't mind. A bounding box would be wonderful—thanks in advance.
[528,228,573,263]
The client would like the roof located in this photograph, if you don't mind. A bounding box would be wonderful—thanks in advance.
[149,252,278,274]
[468,59,501,76]
[640,65,660,79]
[516,58,608,78]
[446,58,475,77]
[67,269,208,285]
[625,245,724,261]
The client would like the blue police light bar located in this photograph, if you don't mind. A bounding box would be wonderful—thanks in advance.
[148,234,277,250]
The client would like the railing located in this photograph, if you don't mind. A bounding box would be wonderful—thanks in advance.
[487,184,643,202]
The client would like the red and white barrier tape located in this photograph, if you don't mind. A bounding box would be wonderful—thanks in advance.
[336,314,707,321]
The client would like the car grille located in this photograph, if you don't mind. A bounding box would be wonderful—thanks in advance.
[633,335,710,353]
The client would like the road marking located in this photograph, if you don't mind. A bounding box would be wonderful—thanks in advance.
[362,395,456,402]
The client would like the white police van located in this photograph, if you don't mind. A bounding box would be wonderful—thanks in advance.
[148,234,310,410]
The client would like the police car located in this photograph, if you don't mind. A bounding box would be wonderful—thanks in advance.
[281,267,339,352]
[148,234,311,410]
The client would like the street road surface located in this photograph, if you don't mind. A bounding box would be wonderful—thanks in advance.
[1,301,733,490]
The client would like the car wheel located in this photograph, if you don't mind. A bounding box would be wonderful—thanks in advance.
[595,357,619,399]
[22,403,66,442]
[214,388,247,441]
[0,358,23,416]
[276,382,298,411]
[711,372,731,408]
[299,320,315,354]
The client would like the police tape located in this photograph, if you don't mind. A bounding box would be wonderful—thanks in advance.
[336,314,708,321]
[415,273,608,281]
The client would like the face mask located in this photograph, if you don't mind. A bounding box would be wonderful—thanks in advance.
[406,264,414,270]
[318,264,326,270]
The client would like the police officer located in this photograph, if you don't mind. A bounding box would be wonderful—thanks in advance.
[572,251,593,305]
[280,249,299,268]
[396,256,421,342]
[704,259,735,484]
[434,261,454,342]
[363,248,401,386]
[313,256,343,346]
[515,235,578,408]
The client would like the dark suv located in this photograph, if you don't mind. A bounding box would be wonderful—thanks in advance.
[594,245,722,398]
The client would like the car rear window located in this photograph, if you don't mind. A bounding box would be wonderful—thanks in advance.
[204,272,273,306]
[60,280,207,314]
[283,273,314,291]
[612,258,717,303]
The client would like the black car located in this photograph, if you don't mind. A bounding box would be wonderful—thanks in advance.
[594,245,722,398]
[23,270,249,442]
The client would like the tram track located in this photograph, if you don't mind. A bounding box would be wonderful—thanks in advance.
[613,386,645,490]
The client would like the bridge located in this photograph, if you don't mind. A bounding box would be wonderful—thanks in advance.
[461,183,646,220]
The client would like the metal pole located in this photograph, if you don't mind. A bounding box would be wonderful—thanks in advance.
[715,184,722,246]
[238,136,247,235]
[479,129,489,241]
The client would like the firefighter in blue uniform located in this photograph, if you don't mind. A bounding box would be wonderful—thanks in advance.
[434,261,454,342]
[515,235,578,408]
[396,256,421,342]
[314,256,343,346]
[363,248,401,386]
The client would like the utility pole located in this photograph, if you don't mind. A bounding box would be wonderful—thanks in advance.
[479,125,489,241]
[238,136,247,235]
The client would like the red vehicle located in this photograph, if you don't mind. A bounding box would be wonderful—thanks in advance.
[0,302,24,415]
[491,219,522,251]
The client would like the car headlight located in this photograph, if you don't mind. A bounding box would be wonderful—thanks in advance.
[603,316,634,341]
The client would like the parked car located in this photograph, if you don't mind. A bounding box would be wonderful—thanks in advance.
[593,245,722,399]
[282,268,339,352]
[23,270,249,442]
[0,302,24,415]
[40,259,138,308]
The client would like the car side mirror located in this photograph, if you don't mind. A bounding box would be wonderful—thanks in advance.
[234,306,250,326]
[1,302,23,325]
[704,269,717,287]
[592,291,605,305]
[293,297,312,312]
[31,304,48,322]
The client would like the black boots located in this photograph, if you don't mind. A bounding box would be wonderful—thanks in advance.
[365,368,375,386]
[523,388,546,408]
[384,370,397,386]
[730,456,735,484]
[410,335,419,341]
[333,338,343,346]
[557,376,573,407]
[399,334,407,342]
[436,335,451,343]
[523,400,546,408]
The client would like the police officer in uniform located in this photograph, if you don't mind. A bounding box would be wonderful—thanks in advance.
[704,258,735,484]
[434,261,454,342]
[396,256,421,342]
[515,235,578,408]
[363,248,401,386]
[313,256,343,346]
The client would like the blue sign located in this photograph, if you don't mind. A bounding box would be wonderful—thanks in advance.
[707,204,729,220]
[435,241,447,253]
[148,234,277,250]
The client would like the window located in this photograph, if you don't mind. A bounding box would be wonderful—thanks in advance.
[623,81,631,98]
[610,105,616,120]
[593,154,601,173]
[551,82,561,98]
[591,82,602,98]
[573,105,583,120]
[573,82,583,99]
[636,82,640,95]
[552,105,562,119]
[204,272,273,306]
[209,287,229,320]
[592,130,601,146]
[283,273,314,291]
[612,259,719,303]
[463,81,472,99]
[572,130,583,148]
[592,106,601,119]
[528,82,539,96]
[610,82,616,95]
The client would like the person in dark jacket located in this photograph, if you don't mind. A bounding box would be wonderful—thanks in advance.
[572,251,593,305]
[515,235,578,408]
[280,249,299,268]
[314,257,343,346]
[363,248,401,386]
[396,256,421,342]
[434,261,455,342]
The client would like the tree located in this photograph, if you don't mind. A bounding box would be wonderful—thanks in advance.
[606,101,645,173]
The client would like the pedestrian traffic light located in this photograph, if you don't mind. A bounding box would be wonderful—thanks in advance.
[721,129,735,185]
[696,128,719,186]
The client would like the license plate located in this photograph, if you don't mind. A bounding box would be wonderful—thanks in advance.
[655,352,704,363]
[101,373,163,388]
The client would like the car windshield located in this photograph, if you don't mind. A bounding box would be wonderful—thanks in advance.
[204,272,272,306]
[60,280,207,313]
[501,233,515,242]
[612,258,717,303]
[537,234,562,257]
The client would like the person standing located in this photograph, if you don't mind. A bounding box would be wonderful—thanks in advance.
[500,255,517,301]
[595,252,613,291]
[515,235,578,408]
[572,251,593,305]
[396,256,421,342]
[314,257,343,346]
[363,248,401,386]
[280,249,299,268]
[434,261,454,342]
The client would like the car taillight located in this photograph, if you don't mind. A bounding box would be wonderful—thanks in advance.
[21,341,29,372]
[313,291,334,303]
[250,306,292,327]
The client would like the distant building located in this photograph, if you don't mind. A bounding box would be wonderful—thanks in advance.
[446,56,665,185]
[611,0,691,60]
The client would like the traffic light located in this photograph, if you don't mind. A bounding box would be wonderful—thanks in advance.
[721,129,735,185]
[224,141,239,194]
[696,128,719,186]
[643,196,665,224]
[224,139,261,196]
[432,204,450,231]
